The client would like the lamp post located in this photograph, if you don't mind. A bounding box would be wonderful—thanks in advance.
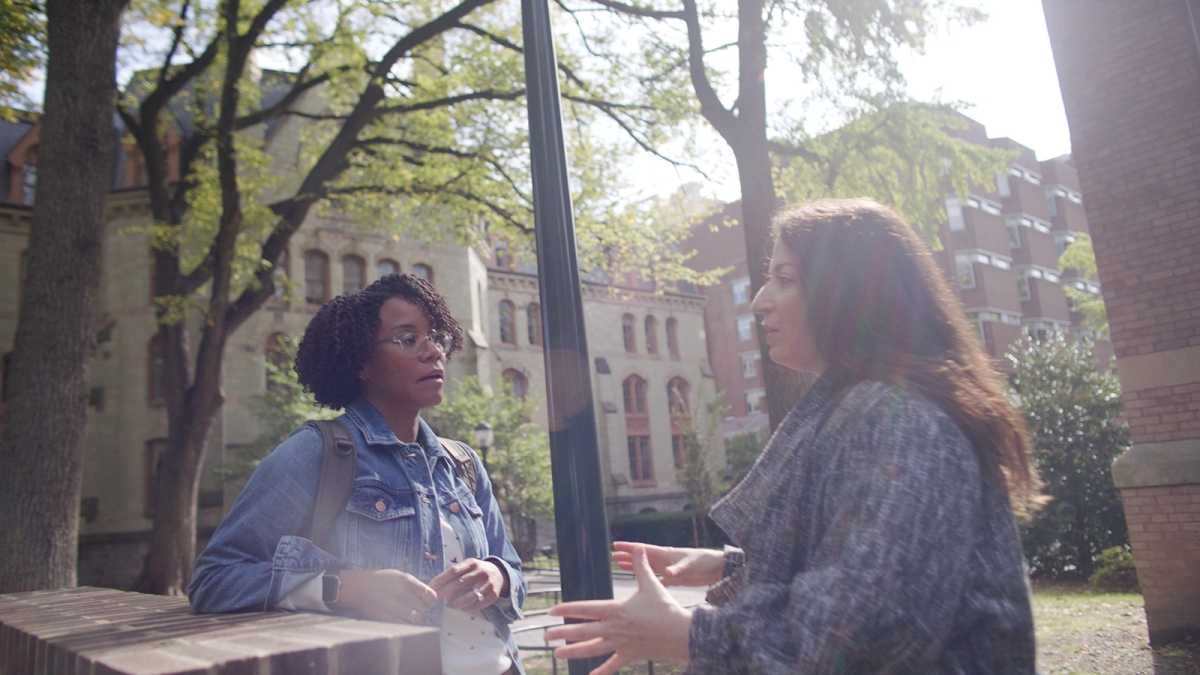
[473,421,494,470]
[521,0,614,672]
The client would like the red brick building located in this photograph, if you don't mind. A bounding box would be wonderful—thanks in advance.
[1044,0,1200,645]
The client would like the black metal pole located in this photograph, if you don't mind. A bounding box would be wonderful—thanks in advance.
[521,0,614,673]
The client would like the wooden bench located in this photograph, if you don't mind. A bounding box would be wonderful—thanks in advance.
[0,587,440,674]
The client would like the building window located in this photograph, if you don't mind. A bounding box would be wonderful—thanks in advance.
[622,314,636,353]
[495,240,512,268]
[731,277,751,305]
[148,334,165,404]
[945,196,965,231]
[1017,275,1031,301]
[144,438,167,517]
[377,258,399,278]
[666,318,679,358]
[271,249,289,301]
[736,315,755,342]
[955,256,976,289]
[645,316,659,355]
[744,388,765,415]
[965,194,1003,216]
[739,351,760,378]
[527,303,542,346]
[672,434,686,470]
[265,332,290,391]
[504,368,528,399]
[667,377,690,417]
[499,300,516,345]
[1007,222,1021,249]
[623,375,653,485]
[342,255,365,294]
[412,263,432,283]
[304,250,329,304]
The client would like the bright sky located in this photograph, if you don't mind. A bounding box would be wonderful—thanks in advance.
[628,0,1073,203]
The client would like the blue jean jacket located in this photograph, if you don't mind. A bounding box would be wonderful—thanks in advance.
[189,397,527,673]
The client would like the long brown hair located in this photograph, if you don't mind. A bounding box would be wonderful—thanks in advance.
[772,198,1041,516]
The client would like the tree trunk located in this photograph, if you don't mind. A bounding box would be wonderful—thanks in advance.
[0,0,126,592]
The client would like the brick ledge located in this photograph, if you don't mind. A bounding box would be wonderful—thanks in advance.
[1112,439,1200,489]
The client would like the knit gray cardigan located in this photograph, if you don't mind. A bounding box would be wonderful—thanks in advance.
[688,375,1035,674]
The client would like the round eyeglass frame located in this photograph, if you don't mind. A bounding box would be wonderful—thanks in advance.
[377,330,452,357]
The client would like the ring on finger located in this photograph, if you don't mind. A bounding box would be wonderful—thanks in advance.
[471,587,485,603]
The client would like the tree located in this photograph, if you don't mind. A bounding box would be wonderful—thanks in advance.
[432,376,553,560]
[569,0,1008,429]
[120,0,715,593]
[1058,232,1108,337]
[0,0,42,118]
[722,431,763,489]
[1007,333,1129,580]
[672,385,722,546]
[0,0,127,592]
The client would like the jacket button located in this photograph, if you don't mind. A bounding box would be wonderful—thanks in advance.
[424,551,437,560]
[449,502,460,514]
[419,494,431,504]
[375,499,386,512]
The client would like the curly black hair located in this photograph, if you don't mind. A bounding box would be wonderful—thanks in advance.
[295,273,464,409]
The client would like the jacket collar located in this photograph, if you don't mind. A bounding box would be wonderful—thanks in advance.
[343,397,446,459]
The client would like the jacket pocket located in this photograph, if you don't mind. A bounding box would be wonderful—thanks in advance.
[345,479,418,568]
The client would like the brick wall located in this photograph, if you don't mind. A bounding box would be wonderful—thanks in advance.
[1121,484,1200,642]
[1043,0,1200,645]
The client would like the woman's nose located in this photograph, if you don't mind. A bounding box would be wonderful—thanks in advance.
[750,283,770,313]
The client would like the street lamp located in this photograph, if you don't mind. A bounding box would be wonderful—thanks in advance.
[473,421,494,469]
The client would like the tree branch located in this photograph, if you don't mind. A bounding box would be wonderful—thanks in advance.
[766,139,820,163]
[375,89,524,117]
[679,0,736,137]
[585,0,683,20]
[234,68,331,130]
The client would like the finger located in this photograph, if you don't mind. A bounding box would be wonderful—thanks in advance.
[438,570,486,602]
[429,561,474,591]
[548,600,621,621]
[591,652,632,675]
[404,581,439,610]
[553,637,615,661]
[631,545,659,588]
[545,620,610,643]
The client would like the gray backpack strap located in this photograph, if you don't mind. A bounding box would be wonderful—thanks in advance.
[307,419,356,552]
[439,437,478,497]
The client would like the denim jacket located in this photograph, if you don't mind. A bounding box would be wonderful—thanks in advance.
[189,397,527,673]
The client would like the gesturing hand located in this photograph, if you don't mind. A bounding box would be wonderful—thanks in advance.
[545,545,693,675]
[336,569,438,624]
[429,558,507,612]
[611,541,725,587]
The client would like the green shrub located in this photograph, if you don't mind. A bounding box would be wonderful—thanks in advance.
[610,510,730,548]
[1089,546,1139,592]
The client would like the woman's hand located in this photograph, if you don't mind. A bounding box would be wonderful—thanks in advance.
[612,541,725,587]
[546,545,693,675]
[429,558,507,611]
[335,569,438,624]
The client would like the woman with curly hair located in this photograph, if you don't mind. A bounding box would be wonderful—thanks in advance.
[548,199,1039,674]
[190,273,527,675]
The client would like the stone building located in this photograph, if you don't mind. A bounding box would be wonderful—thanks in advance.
[0,112,716,586]
[688,114,1109,441]
[1044,0,1200,645]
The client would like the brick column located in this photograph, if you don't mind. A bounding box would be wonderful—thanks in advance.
[1042,0,1200,645]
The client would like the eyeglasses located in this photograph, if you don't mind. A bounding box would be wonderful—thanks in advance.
[377,330,453,357]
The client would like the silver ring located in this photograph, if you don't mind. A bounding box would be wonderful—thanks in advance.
[471,587,485,603]
[408,609,421,623]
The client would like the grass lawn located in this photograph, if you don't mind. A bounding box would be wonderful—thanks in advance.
[521,582,1200,674]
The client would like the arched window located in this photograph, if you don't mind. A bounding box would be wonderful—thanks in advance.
[622,314,636,353]
[527,303,542,346]
[377,258,399,278]
[499,300,516,345]
[270,248,289,302]
[622,375,653,484]
[495,240,512,268]
[668,377,690,470]
[265,332,290,392]
[148,334,165,405]
[504,369,528,400]
[666,318,679,358]
[342,255,365,293]
[412,263,432,283]
[304,250,329,304]
[645,316,659,355]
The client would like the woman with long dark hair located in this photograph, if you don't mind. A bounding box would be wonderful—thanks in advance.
[547,199,1039,674]
[190,274,527,675]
